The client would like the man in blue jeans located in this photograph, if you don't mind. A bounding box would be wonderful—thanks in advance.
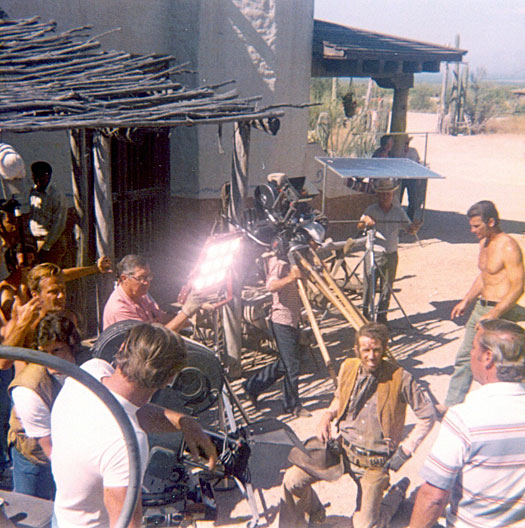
[443,200,524,410]
[243,252,311,417]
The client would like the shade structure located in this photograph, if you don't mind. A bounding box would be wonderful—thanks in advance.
[315,157,444,180]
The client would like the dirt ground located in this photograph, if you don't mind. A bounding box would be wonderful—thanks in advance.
[206,112,525,528]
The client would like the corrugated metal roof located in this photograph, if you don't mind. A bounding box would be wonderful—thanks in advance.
[313,19,467,77]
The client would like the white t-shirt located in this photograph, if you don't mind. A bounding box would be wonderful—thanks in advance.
[51,358,149,528]
[11,386,52,438]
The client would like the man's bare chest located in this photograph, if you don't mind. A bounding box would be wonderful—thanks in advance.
[478,244,505,276]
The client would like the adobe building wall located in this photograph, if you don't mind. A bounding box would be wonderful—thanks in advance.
[2,1,313,203]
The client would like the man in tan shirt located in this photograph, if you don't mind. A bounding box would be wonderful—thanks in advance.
[278,322,436,528]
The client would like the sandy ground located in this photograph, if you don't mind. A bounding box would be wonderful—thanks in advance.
[199,113,525,528]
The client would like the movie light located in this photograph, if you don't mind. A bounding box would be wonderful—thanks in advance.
[188,232,243,306]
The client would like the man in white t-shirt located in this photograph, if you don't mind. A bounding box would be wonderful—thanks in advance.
[51,323,217,528]
[357,178,419,323]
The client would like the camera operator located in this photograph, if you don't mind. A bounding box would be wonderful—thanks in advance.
[243,246,312,418]
[51,322,217,528]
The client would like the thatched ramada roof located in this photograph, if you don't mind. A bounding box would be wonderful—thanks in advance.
[0,17,284,133]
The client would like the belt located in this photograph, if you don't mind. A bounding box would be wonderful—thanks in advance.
[341,439,390,468]
[479,298,498,307]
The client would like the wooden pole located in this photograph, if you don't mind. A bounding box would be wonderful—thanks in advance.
[69,129,92,267]
[295,252,366,330]
[438,62,449,133]
[296,278,338,388]
[93,131,114,261]
[228,120,251,224]
[309,250,368,327]
[93,131,115,331]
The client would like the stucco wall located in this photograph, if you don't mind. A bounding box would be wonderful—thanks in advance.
[1,0,313,203]
[193,0,314,199]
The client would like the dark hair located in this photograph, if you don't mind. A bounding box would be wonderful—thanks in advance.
[467,200,499,226]
[380,135,393,148]
[117,254,150,278]
[31,161,52,178]
[478,319,525,381]
[36,313,81,353]
[355,322,389,351]
[115,323,187,389]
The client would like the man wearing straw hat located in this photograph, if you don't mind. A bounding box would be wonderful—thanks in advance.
[357,179,420,324]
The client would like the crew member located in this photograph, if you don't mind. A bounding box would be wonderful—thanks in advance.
[102,254,201,333]
[357,179,419,324]
[444,200,524,409]
[279,322,436,528]
[372,135,394,158]
[51,323,217,527]
[410,319,525,528]
[243,249,311,417]
[8,314,81,500]
[397,135,426,223]
[29,162,68,266]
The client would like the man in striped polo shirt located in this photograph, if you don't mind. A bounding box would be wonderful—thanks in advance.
[410,319,525,528]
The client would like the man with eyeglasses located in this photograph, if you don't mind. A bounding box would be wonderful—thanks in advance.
[102,254,201,332]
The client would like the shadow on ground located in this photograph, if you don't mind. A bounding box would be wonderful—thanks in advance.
[416,209,525,244]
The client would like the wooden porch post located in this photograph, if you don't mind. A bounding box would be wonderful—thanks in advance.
[93,131,114,330]
[374,73,414,156]
[93,132,114,262]
[223,120,251,374]
[228,120,251,223]
[69,129,97,334]
[69,129,94,267]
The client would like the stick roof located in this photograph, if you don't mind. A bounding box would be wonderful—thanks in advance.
[0,17,284,133]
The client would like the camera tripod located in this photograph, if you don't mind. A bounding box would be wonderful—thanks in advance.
[288,244,368,388]
[342,228,412,328]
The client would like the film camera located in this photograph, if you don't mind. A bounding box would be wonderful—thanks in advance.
[242,172,327,255]
[93,320,253,526]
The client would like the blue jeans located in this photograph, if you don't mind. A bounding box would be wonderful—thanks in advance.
[0,368,13,470]
[11,446,55,500]
[244,322,302,411]
[445,300,522,406]
[363,251,398,322]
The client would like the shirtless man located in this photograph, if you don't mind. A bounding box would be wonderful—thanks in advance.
[444,200,524,408]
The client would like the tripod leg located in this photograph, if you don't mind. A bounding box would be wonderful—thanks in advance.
[296,278,338,388]
[297,253,367,329]
[375,261,413,328]
[223,374,252,426]
[309,250,368,326]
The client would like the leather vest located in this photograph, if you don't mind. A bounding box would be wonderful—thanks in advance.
[8,364,61,465]
[335,357,407,447]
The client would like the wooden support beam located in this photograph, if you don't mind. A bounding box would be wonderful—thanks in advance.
[228,120,251,223]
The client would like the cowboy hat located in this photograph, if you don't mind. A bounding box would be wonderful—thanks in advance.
[288,437,344,481]
[373,178,399,193]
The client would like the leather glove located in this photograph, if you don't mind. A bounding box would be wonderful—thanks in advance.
[181,291,203,318]
[385,446,410,472]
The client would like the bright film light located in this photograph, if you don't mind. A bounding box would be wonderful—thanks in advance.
[192,234,242,292]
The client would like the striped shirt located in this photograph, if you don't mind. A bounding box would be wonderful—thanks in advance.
[420,382,525,527]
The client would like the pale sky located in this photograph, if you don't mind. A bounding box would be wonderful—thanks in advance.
[314,0,525,79]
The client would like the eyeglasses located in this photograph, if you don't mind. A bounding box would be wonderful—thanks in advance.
[128,274,153,284]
